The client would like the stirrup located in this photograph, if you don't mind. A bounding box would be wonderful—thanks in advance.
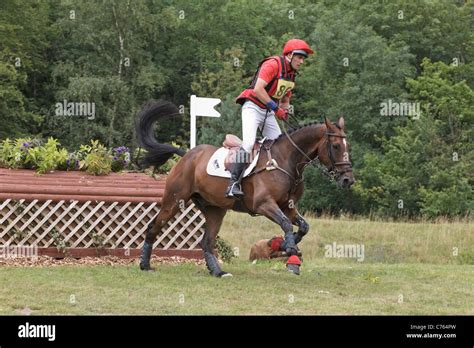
[226,182,244,197]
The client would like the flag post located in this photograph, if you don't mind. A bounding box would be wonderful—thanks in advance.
[190,95,221,149]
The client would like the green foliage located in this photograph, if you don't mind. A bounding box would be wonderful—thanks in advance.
[419,185,472,219]
[81,140,113,176]
[48,228,69,253]
[215,237,236,263]
[0,138,26,168]
[298,3,415,149]
[91,232,112,250]
[191,47,247,98]
[0,0,472,219]
[0,60,32,139]
[0,0,50,138]
[458,249,474,265]
[0,137,143,175]
[43,0,173,149]
[0,137,69,174]
[299,166,351,215]
[353,60,473,219]
[26,137,68,174]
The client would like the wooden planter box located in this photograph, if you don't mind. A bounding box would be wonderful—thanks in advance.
[0,169,205,259]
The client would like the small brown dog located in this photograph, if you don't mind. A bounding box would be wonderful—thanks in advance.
[249,236,290,261]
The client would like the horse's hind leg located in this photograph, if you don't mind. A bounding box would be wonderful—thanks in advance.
[140,185,190,271]
[193,196,229,277]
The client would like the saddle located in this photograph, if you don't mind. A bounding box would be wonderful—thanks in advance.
[222,134,262,171]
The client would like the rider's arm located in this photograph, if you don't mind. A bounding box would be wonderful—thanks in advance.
[279,94,291,110]
[254,59,279,109]
[253,78,273,105]
[254,77,287,120]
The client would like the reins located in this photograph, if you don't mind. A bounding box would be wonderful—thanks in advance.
[272,118,352,186]
[247,115,353,193]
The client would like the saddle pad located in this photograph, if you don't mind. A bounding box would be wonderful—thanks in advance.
[206,147,260,178]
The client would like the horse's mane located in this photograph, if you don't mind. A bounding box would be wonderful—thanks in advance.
[277,120,341,140]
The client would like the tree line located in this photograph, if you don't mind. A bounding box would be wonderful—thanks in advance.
[0,0,472,218]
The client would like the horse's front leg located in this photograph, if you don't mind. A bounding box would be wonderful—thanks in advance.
[282,206,309,245]
[283,183,308,245]
[256,200,303,275]
[294,212,309,244]
[257,201,298,254]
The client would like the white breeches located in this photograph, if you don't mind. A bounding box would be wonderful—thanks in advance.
[241,100,282,153]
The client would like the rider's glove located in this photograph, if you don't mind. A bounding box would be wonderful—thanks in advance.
[274,108,289,121]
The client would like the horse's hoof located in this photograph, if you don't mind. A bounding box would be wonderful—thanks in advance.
[287,264,300,275]
[140,264,155,272]
[219,272,233,278]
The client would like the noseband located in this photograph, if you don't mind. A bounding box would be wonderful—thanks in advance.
[325,132,353,179]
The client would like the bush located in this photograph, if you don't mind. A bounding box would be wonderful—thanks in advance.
[80,140,113,175]
[0,137,69,174]
[0,136,181,177]
[0,138,39,169]
[26,137,68,174]
[215,237,236,263]
[419,184,473,219]
[299,165,353,216]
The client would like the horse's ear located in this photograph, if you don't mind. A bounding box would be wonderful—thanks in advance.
[324,116,332,129]
[338,116,345,130]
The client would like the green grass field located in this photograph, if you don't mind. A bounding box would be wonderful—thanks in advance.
[0,212,472,315]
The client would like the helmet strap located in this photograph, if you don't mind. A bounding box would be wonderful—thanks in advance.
[287,53,296,71]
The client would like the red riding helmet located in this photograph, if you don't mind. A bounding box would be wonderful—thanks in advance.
[283,39,314,57]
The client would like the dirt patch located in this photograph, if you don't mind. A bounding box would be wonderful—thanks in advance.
[0,255,205,267]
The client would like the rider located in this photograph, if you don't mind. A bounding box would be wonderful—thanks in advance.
[226,39,314,197]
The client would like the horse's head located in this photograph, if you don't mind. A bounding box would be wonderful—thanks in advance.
[316,117,355,189]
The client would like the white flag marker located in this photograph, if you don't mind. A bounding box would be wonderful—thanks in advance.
[190,95,221,149]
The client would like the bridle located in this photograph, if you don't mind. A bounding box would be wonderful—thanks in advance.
[281,120,353,183]
[325,131,353,178]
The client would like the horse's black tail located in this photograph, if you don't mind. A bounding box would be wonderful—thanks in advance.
[136,100,186,168]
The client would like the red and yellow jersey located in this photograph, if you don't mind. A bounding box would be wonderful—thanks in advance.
[236,55,295,109]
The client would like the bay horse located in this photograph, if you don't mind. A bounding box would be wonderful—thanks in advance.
[137,100,355,277]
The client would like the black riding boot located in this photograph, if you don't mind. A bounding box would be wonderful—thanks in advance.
[225,148,248,198]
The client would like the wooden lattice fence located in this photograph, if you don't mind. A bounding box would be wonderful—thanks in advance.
[0,169,205,258]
